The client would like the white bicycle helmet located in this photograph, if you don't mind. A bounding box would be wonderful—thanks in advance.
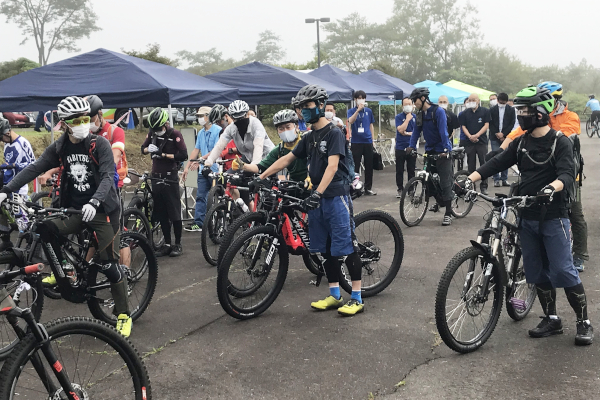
[57,96,90,120]
[228,100,250,120]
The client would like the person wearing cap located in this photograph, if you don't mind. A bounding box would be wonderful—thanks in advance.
[182,106,221,232]
[142,108,188,257]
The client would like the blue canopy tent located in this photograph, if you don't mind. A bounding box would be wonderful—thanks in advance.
[309,65,394,102]
[0,48,239,113]
[205,62,352,105]
[359,69,416,106]
[413,80,470,104]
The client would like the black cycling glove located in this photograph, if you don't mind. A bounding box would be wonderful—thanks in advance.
[536,184,555,205]
[248,177,271,193]
[302,191,322,211]
[201,167,212,178]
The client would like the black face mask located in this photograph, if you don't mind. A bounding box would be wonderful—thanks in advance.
[517,112,549,132]
[234,118,250,139]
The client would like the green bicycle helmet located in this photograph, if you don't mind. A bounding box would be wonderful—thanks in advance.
[514,86,554,114]
[147,108,169,131]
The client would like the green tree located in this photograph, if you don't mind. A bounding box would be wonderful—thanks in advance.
[242,30,286,64]
[176,48,239,76]
[0,57,40,81]
[0,0,100,66]
[122,43,178,67]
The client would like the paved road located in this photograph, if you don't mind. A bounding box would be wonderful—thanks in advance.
[38,127,600,399]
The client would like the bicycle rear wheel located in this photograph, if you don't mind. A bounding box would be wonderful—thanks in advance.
[202,202,234,266]
[0,252,44,360]
[400,176,428,227]
[0,316,151,399]
[206,184,224,213]
[450,170,474,218]
[505,247,536,321]
[217,225,289,320]
[123,207,151,239]
[87,232,158,326]
[339,210,404,297]
[435,246,503,353]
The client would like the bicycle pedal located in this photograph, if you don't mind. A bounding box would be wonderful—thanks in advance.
[510,297,527,312]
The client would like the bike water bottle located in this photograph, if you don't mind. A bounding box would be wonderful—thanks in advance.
[235,198,249,213]
[61,260,77,284]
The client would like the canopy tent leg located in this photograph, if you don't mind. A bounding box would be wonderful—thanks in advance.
[168,104,174,127]
[50,112,54,143]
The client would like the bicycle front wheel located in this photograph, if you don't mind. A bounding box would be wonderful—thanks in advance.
[0,316,151,399]
[217,225,289,320]
[450,170,474,218]
[400,176,428,227]
[202,202,233,266]
[339,210,404,297]
[586,119,593,137]
[435,246,503,353]
[217,211,267,267]
[87,232,158,326]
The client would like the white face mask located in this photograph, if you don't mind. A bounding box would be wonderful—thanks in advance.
[198,117,206,126]
[324,111,334,120]
[489,99,498,107]
[403,105,413,113]
[466,102,477,109]
[70,123,90,140]
[357,99,366,106]
[90,119,101,133]
[498,103,506,109]
[279,129,297,143]
[155,128,166,137]
[438,103,448,110]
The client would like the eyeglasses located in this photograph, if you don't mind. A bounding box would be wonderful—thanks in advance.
[64,116,91,126]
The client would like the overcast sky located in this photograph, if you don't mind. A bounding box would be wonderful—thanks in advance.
[0,0,597,73]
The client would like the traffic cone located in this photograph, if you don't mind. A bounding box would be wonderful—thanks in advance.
[127,109,135,130]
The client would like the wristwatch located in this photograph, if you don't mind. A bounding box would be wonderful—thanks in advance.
[89,199,100,208]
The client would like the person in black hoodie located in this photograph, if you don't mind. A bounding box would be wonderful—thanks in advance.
[455,86,593,346]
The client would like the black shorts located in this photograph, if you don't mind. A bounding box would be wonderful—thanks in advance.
[591,111,600,124]
[151,177,181,222]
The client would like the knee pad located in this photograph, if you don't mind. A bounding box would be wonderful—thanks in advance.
[100,260,123,283]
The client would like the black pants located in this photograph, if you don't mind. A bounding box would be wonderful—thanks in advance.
[152,178,182,245]
[352,143,374,190]
[461,141,488,189]
[395,149,416,190]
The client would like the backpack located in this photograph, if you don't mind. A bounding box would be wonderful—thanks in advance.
[516,130,583,206]
[310,123,355,187]
[103,124,128,183]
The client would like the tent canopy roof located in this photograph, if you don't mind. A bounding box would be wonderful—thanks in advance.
[309,65,394,102]
[414,80,470,104]
[444,80,496,101]
[205,62,352,105]
[0,48,239,112]
[359,69,416,101]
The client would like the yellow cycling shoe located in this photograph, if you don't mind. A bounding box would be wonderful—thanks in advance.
[42,273,57,286]
[311,295,344,311]
[116,314,132,338]
[338,299,364,316]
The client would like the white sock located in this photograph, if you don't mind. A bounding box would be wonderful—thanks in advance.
[549,315,559,320]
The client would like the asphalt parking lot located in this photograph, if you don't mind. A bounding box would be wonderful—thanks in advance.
[37,125,600,399]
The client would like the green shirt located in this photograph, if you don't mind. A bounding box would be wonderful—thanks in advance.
[258,143,308,182]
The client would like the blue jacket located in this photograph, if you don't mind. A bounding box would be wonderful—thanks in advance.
[409,106,452,153]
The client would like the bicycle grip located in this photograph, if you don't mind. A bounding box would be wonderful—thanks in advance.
[23,263,44,274]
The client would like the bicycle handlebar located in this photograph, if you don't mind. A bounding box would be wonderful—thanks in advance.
[0,263,44,284]
[0,165,17,170]
[5,199,84,216]
[467,190,537,208]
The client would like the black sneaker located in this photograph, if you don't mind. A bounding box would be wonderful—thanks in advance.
[155,244,172,257]
[480,186,488,195]
[442,214,452,226]
[494,181,501,187]
[528,316,563,338]
[169,244,183,257]
[365,190,377,196]
[429,203,440,212]
[502,180,511,187]
[396,189,402,198]
[575,320,594,346]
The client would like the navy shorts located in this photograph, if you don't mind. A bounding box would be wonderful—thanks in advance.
[519,218,581,288]
[308,195,356,257]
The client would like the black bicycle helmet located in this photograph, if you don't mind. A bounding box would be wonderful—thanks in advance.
[147,107,169,131]
[409,87,430,102]
[590,94,596,99]
[85,95,104,116]
[513,86,554,114]
[293,85,329,107]
[208,104,228,124]
[0,119,10,136]
[272,109,299,126]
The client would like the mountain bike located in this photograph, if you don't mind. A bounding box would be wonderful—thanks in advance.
[126,169,170,250]
[217,183,404,320]
[435,192,537,353]
[400,149,473,227]
[0,265,152,399]
[4,199,158,328]
[201,166,260,266]
[586,114,600,138]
